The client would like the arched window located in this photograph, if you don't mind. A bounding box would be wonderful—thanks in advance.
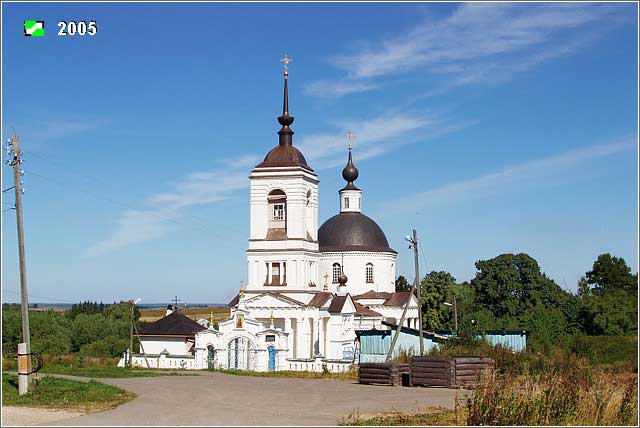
[306,190,312,206]
[267,190,287,235]
[366,263,374,283]
[332,263,341,284]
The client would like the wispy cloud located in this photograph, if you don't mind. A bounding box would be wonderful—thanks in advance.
[87,163,248,256]
[16,119,109,141]
[299,112,476,169]
[307,3,623,98]
[379,136,637,219]
[88,110,470,255]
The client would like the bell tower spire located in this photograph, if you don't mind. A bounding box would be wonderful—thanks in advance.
[277,54,294,146]
[339,131,363,213]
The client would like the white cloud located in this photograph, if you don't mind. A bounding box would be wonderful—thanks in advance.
[304,78,378,98]
[87,160,248,256]
[298,113,434,168]
[308,3,622,97]
[379,137,637,219]
[88,110,471,255]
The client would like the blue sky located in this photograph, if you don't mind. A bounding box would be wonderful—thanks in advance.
[2,2,638,304]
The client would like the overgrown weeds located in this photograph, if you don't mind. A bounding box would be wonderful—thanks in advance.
[466,364,638,426]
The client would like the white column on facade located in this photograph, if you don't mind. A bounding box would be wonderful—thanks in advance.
[267,262,272,285]
[314,318,320,357]
[285,318,293,358]
[299,318,308,359]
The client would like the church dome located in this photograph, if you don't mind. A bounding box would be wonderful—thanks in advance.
[318,212,396,253]
[255,145,313,171]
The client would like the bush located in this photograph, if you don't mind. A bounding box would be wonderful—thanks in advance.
[566,336,637,372]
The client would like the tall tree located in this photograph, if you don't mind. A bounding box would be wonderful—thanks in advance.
[395,275,411,292]
[420,271,457,330]
[581,254,638,335]
[469,253,576,347]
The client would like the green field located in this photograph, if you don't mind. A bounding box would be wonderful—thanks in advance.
[2,374,134,413]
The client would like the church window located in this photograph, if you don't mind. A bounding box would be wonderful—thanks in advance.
[273,204,285,221]
[366,263,374,283]
[344,197,349,209]
[265,335,276,342]
[272,262,281,286]
[332,263,341,284]
[267,189,287,230]
[306,190,312,206]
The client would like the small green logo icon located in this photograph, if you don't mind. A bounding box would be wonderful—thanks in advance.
[24,20,44,37]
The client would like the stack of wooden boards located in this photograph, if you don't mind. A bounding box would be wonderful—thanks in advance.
[358,356,495,388]
[358,362,410,386]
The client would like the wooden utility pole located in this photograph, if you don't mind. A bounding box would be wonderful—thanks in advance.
[128,301,134,367]
[453,295,458,333]
[9,134,32,391]
[412,229,424,356]
[386,229,424,361]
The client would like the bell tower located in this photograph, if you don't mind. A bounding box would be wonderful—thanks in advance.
[246,56,320,291]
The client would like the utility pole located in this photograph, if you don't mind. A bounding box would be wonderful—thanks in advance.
[453,295,458,333]
[386,229,424,361]
[128,300,134,367]
[7,134,32,392]
[411,229,424,356]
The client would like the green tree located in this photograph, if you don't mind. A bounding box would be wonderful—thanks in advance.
[420,271,457,331]
[580,254,638,335]
[468,253,576,347]
[395,275,411,292]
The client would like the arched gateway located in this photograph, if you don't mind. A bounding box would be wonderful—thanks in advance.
[227,337,256,370]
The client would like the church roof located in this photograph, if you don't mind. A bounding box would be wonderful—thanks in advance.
[318,212,396,253]
[308,292,332,308]
[328,295,348,313]
[383,292,412,307]
[140,311,206,337]
[255,145,313,171]
[352,290,413,307]
[227,291,306,308]
[352,291,393,300]
[354,302,382,317]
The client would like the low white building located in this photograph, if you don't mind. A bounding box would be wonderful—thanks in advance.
[122,66,419,372]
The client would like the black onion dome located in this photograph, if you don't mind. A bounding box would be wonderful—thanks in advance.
[318,212,396,253]
[341,149,360,191]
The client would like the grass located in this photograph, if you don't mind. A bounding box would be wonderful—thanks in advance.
[39,365,198,378]
[467,367,638,425]
[338,407,460,426]
[2,374,134,413]
[212,368,358,381]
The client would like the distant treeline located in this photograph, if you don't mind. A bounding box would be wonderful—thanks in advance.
[396,252,638,351]
[2,301,141,358]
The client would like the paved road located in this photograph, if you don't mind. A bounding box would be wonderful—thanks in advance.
[49,372,462,426]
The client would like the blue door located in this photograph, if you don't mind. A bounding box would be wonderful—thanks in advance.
[268,346,276,371]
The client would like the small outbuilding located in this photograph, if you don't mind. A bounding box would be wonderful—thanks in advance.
[356,321,448,363]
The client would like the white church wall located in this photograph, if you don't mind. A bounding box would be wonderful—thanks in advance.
[319,252,396,295]
[140,337,189,355]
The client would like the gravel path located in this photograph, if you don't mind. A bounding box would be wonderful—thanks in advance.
[2,407,81,426]
[46,371,462,426]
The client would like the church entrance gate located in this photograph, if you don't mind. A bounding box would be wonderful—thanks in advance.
[227,337,256,370]
[268,345,276,371]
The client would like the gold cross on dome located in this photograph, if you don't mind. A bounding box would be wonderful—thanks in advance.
[346,130,356,150]
[280,54,293,72]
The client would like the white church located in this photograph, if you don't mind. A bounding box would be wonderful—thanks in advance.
[123,63,419,372]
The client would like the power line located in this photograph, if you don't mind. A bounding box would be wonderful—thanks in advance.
[2,289,78,305]
[24,168,214,234]
[23,148,244,234]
